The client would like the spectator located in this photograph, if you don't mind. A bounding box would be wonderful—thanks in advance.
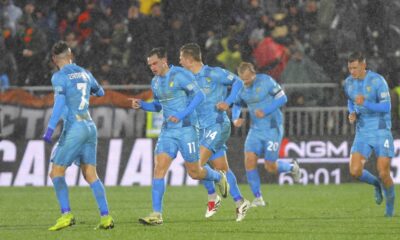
[167,14,194,65]
[0,36,17,89]
[15,19,47,85]
[145,3,167,49]
[0,0,22,36]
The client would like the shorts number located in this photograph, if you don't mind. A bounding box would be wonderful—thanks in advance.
[267,141,279,151]
[187,142,196,154]
[384,139,389,148]
[77,83,88,110]
[206,130,218,140]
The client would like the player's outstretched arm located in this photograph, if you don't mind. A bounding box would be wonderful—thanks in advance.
[43,94,66,143]
[129,98,162,112]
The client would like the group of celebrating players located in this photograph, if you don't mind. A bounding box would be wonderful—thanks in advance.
[42,41,395,231]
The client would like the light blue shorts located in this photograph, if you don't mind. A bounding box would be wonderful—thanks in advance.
[199,121,230,157]
[155,126,200,162]
[244,126,283,161]
[351,130,394,159]
[51,121,97,167]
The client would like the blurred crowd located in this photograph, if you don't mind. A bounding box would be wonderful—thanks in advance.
[1,0,400,105]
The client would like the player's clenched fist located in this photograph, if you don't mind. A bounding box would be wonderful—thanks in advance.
[129,98,141,109]
[216,102,229,111]
[348,112,357,124]
[233,118,244,127]
[255,109,265,118]
[355,95,364,105]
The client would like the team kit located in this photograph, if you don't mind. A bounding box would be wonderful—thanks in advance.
[43,41,395,230]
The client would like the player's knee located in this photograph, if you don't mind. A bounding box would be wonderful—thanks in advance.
[187,168,202,180]
[83,172,97,184]
[349,168,362,178]
[49,167,65,179]
[49,171,55,179]
[245,159,257,171]
[264,162,277,173]
[378,170,391,181]
[217,165,229,172]
[212,162,229,172]
[153,167,168,178]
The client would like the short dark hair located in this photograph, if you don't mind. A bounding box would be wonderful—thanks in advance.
[147,47,167,59]
[348,52,366,63]
[180,43,202,62]
[52,41,70,56]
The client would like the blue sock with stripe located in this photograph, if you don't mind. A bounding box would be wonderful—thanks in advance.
[227,169,243,202]
[383,185,395,217]
[152,178,165,213]
[90,179,109,216]
[51,176,71,214]
[277,161,292,173]
[203,165,222,182]
[246,169,261,198]
[203,180,216,195]
[358,170,380,187]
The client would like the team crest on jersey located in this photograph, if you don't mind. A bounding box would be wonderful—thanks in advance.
[169,81,174,87]
[206,77,211,83]
[256,87,261,93]
[366,86,371,92]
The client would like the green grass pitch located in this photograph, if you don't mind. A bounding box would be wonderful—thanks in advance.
[0,184,399,240]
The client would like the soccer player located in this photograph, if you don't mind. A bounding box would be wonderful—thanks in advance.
[179,43,250,222]
[43,41,114,231]
[130,47,229,225]
[344,52,395,217]
[232,62,300,207]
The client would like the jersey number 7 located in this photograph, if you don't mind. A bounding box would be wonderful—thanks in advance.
[77,83,88,110]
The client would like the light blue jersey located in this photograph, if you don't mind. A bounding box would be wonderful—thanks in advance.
[50,63,103,167]
[344,70,394,158]
[151,65,200,129]
[152,65,202,162]
[344,70,392,133]
[236,74,284,130]
[194,65,239,128]
[193,65,242,154]
[235,73,285,160]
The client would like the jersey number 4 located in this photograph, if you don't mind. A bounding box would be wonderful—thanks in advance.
[77,83,88,110]
[384,139,390,148]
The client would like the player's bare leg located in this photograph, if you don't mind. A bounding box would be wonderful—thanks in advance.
[377,157,395,217]
[81,164,114,229]
[48,164,75,231]
[350,153,383,205]
[201,152,250,221]
[200,146,222,218]
[245,152,265,207]
[139,153,172,225]
[264,160,300,183]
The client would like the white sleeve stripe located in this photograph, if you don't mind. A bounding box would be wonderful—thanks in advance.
[274,90,285,99]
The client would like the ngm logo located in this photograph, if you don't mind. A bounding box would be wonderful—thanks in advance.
[280,139,349,158]
[280,138,400,158]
